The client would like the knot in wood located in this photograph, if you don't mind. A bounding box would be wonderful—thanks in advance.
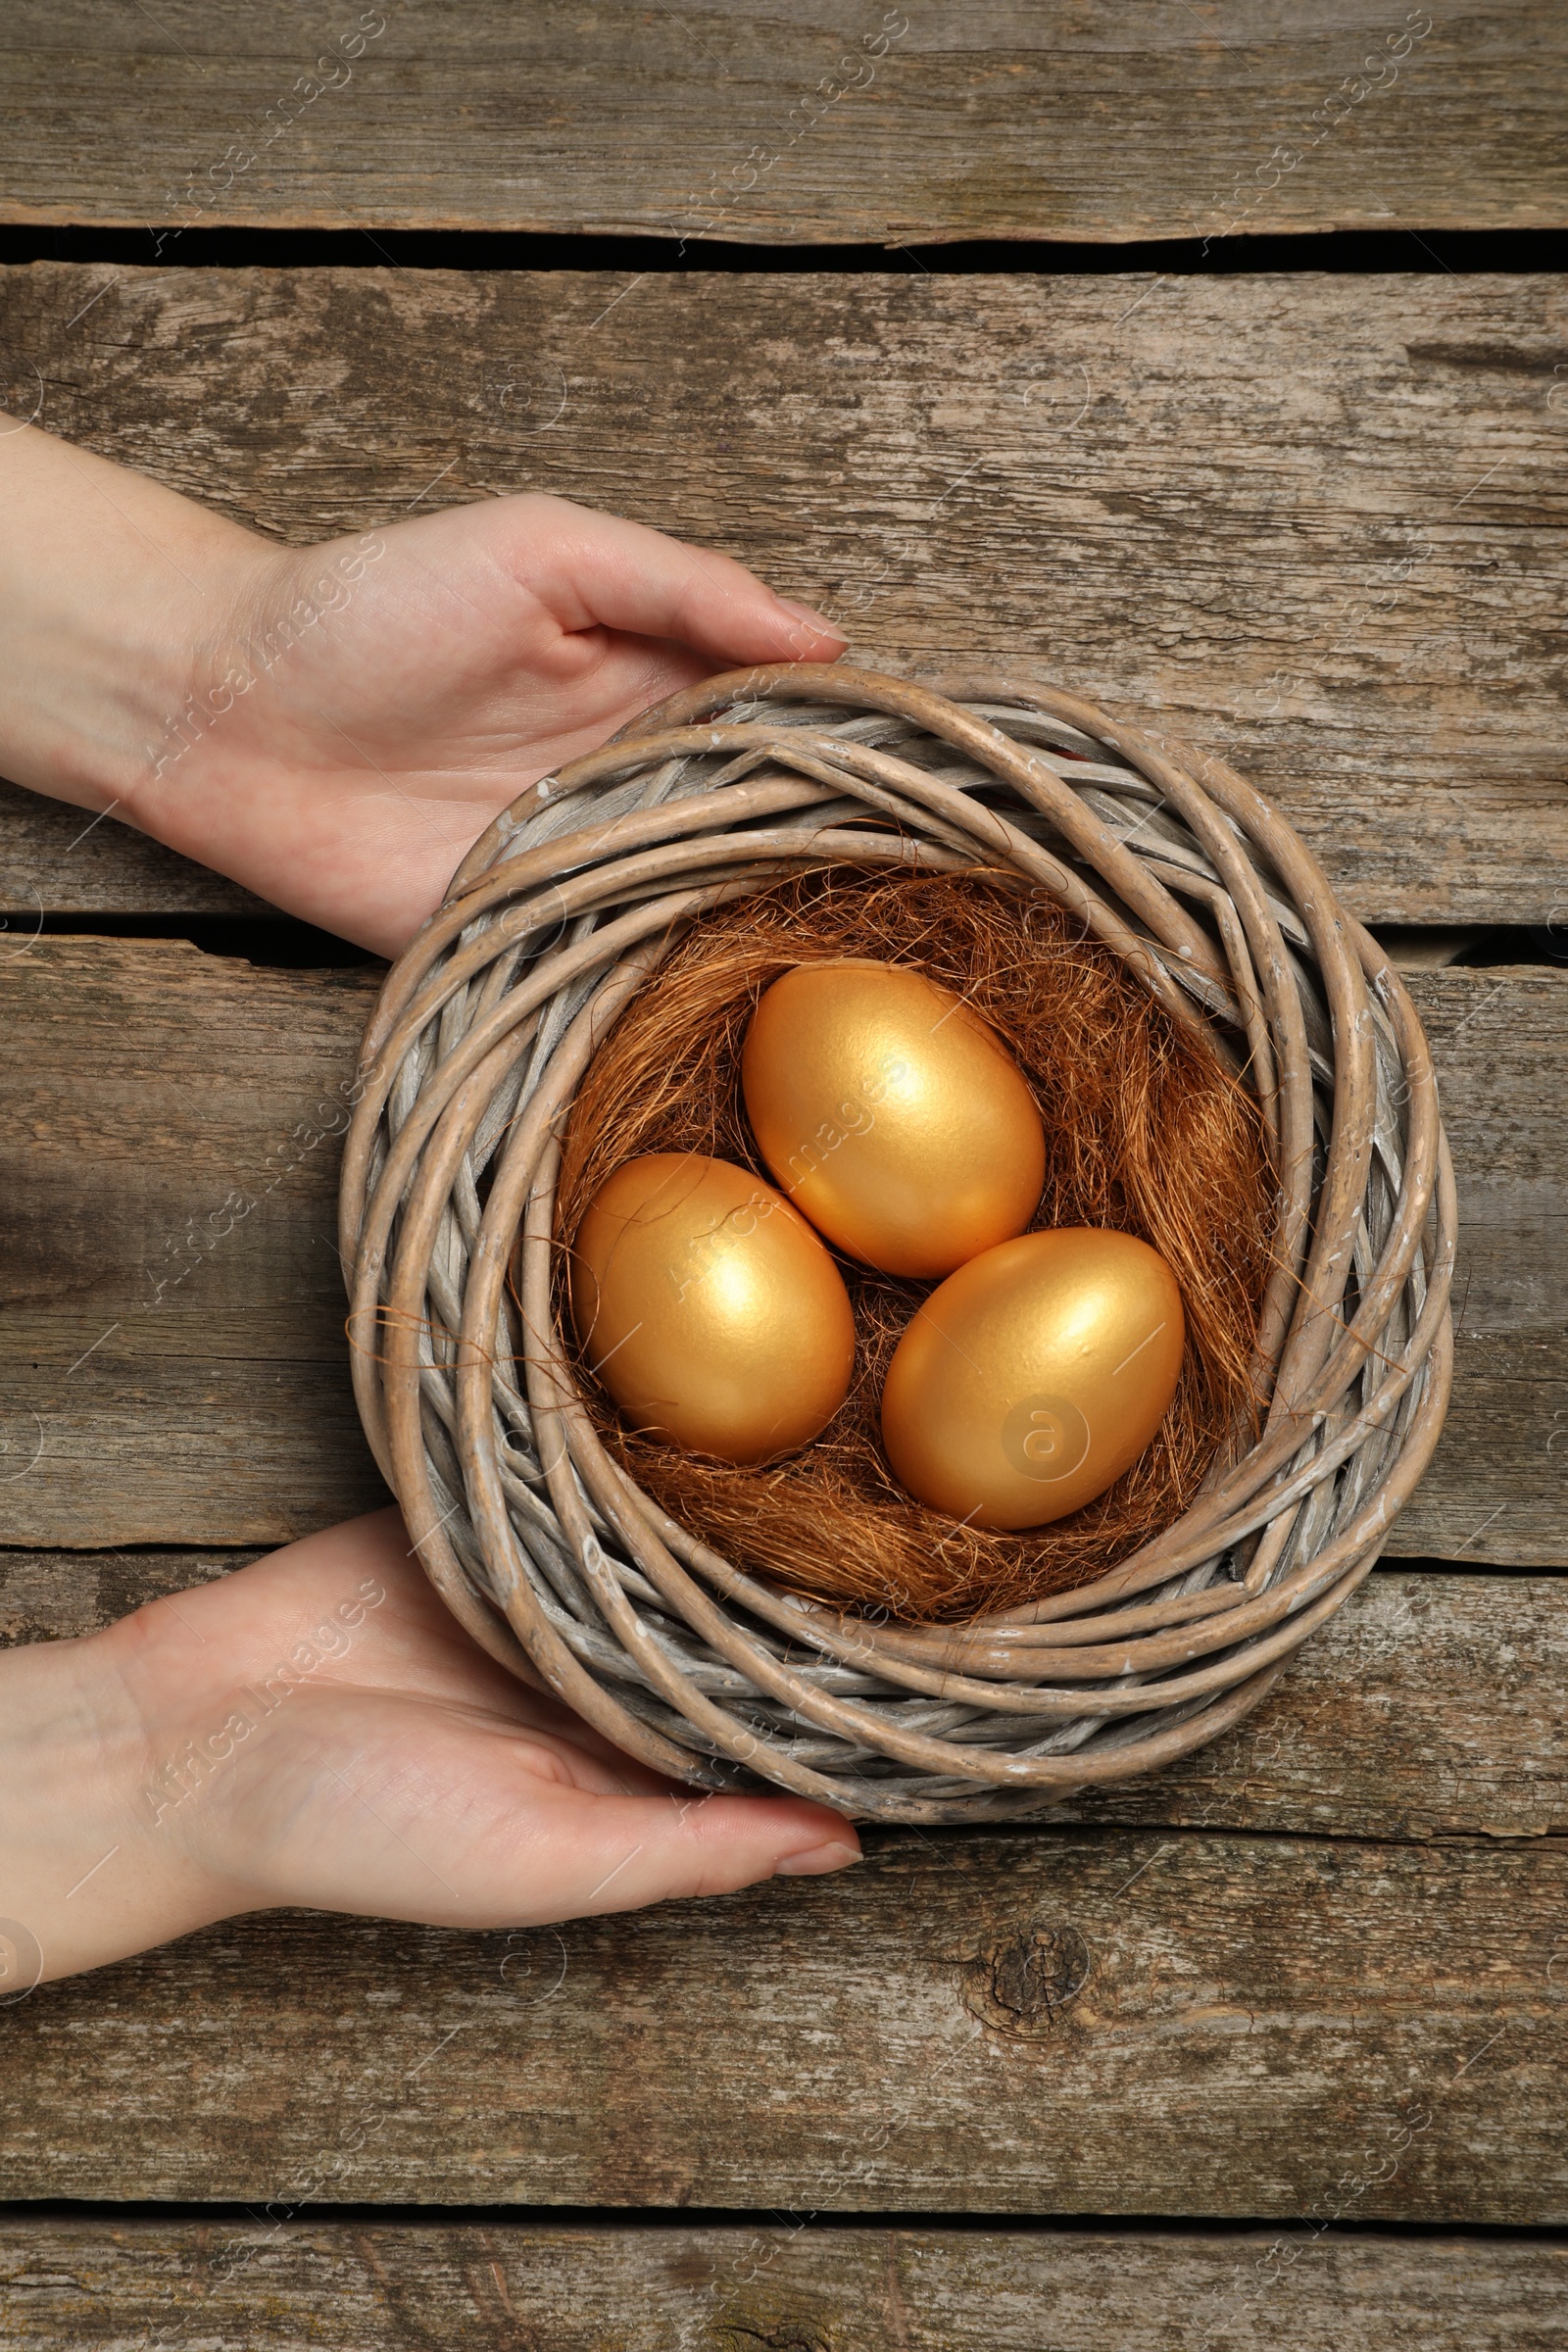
[960,1923,1092,2038]
[719,2321,833,2352]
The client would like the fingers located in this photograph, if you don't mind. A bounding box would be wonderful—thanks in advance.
[483,491,847,665]
[507,1785,862,1920]
[220,1690,863,1933]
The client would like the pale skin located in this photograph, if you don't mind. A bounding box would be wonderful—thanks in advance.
[0,424,859,1991]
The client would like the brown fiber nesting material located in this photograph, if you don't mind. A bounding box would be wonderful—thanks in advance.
[555,867,1273,1623]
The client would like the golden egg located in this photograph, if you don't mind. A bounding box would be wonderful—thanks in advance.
[741,958,1046,1278]
[569,1152,856,1464]
[880,1228,1186,1530]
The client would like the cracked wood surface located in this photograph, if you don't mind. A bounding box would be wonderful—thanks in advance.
[0,266,1564,926]
[3,3,1564,243]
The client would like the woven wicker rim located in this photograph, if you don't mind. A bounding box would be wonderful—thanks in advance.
[339,665,1455,1825]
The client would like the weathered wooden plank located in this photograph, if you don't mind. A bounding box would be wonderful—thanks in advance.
[0,781,264,918]
[7,1551,1560,1843]
[0,1830,1560,2216]
[1384,966,1568,1564]
[2,2217,1563,2351]
[0,937,390,1544]
[1079,1565,1568,1842]
[0,1546,249,1644]
[4,3,1563,243]
[1,265,1564,924]
[2,943,1561,1557]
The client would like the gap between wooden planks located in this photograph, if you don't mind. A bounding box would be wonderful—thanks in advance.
[0,267,1563,925]
[3,3,1564,240]
[0,939,1561,1561]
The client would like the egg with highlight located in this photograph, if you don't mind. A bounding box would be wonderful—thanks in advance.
[570,1152,856,1465]
[741,958,1046,1278]
[880,1227,1186,1530]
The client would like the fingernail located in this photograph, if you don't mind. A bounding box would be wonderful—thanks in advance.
[773,596,845,640]
[774,1839,861,1877]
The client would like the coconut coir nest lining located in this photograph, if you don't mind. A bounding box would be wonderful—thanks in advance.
[554,868,1273,1625]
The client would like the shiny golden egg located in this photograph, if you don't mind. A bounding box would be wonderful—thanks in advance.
[741,958,1046,1279]
[880,1228,1186,1530]
[569,1152,856,1464]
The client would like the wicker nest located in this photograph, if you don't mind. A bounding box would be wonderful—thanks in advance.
[339,664,1455,1825]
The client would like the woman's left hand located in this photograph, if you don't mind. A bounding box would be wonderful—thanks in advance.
[0,425,845,953]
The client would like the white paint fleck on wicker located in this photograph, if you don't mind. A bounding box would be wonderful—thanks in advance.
[339,666,1455,1825]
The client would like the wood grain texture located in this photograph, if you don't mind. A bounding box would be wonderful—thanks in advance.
[0,1547,252,1645]
[1387,966,1568,1564]
[0,1830,1560,2217]
[2,2216,1564,2351]
[2,265,1564,923]
[1076,1566,1568,1843]
[0,937,391,1544]
[0,781,264,918]
[9,1550,1559,1841]
[2,942,1562,1559]
[3,3,1563,242]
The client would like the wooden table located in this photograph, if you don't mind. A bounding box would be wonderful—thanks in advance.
[2,8,1565,2344]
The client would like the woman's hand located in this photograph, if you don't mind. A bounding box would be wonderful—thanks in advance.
[0,424,845,954]
[3,1510,860,1989]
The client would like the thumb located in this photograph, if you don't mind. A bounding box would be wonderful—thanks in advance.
[490,492,847,666]
[517,1785,861,1922]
